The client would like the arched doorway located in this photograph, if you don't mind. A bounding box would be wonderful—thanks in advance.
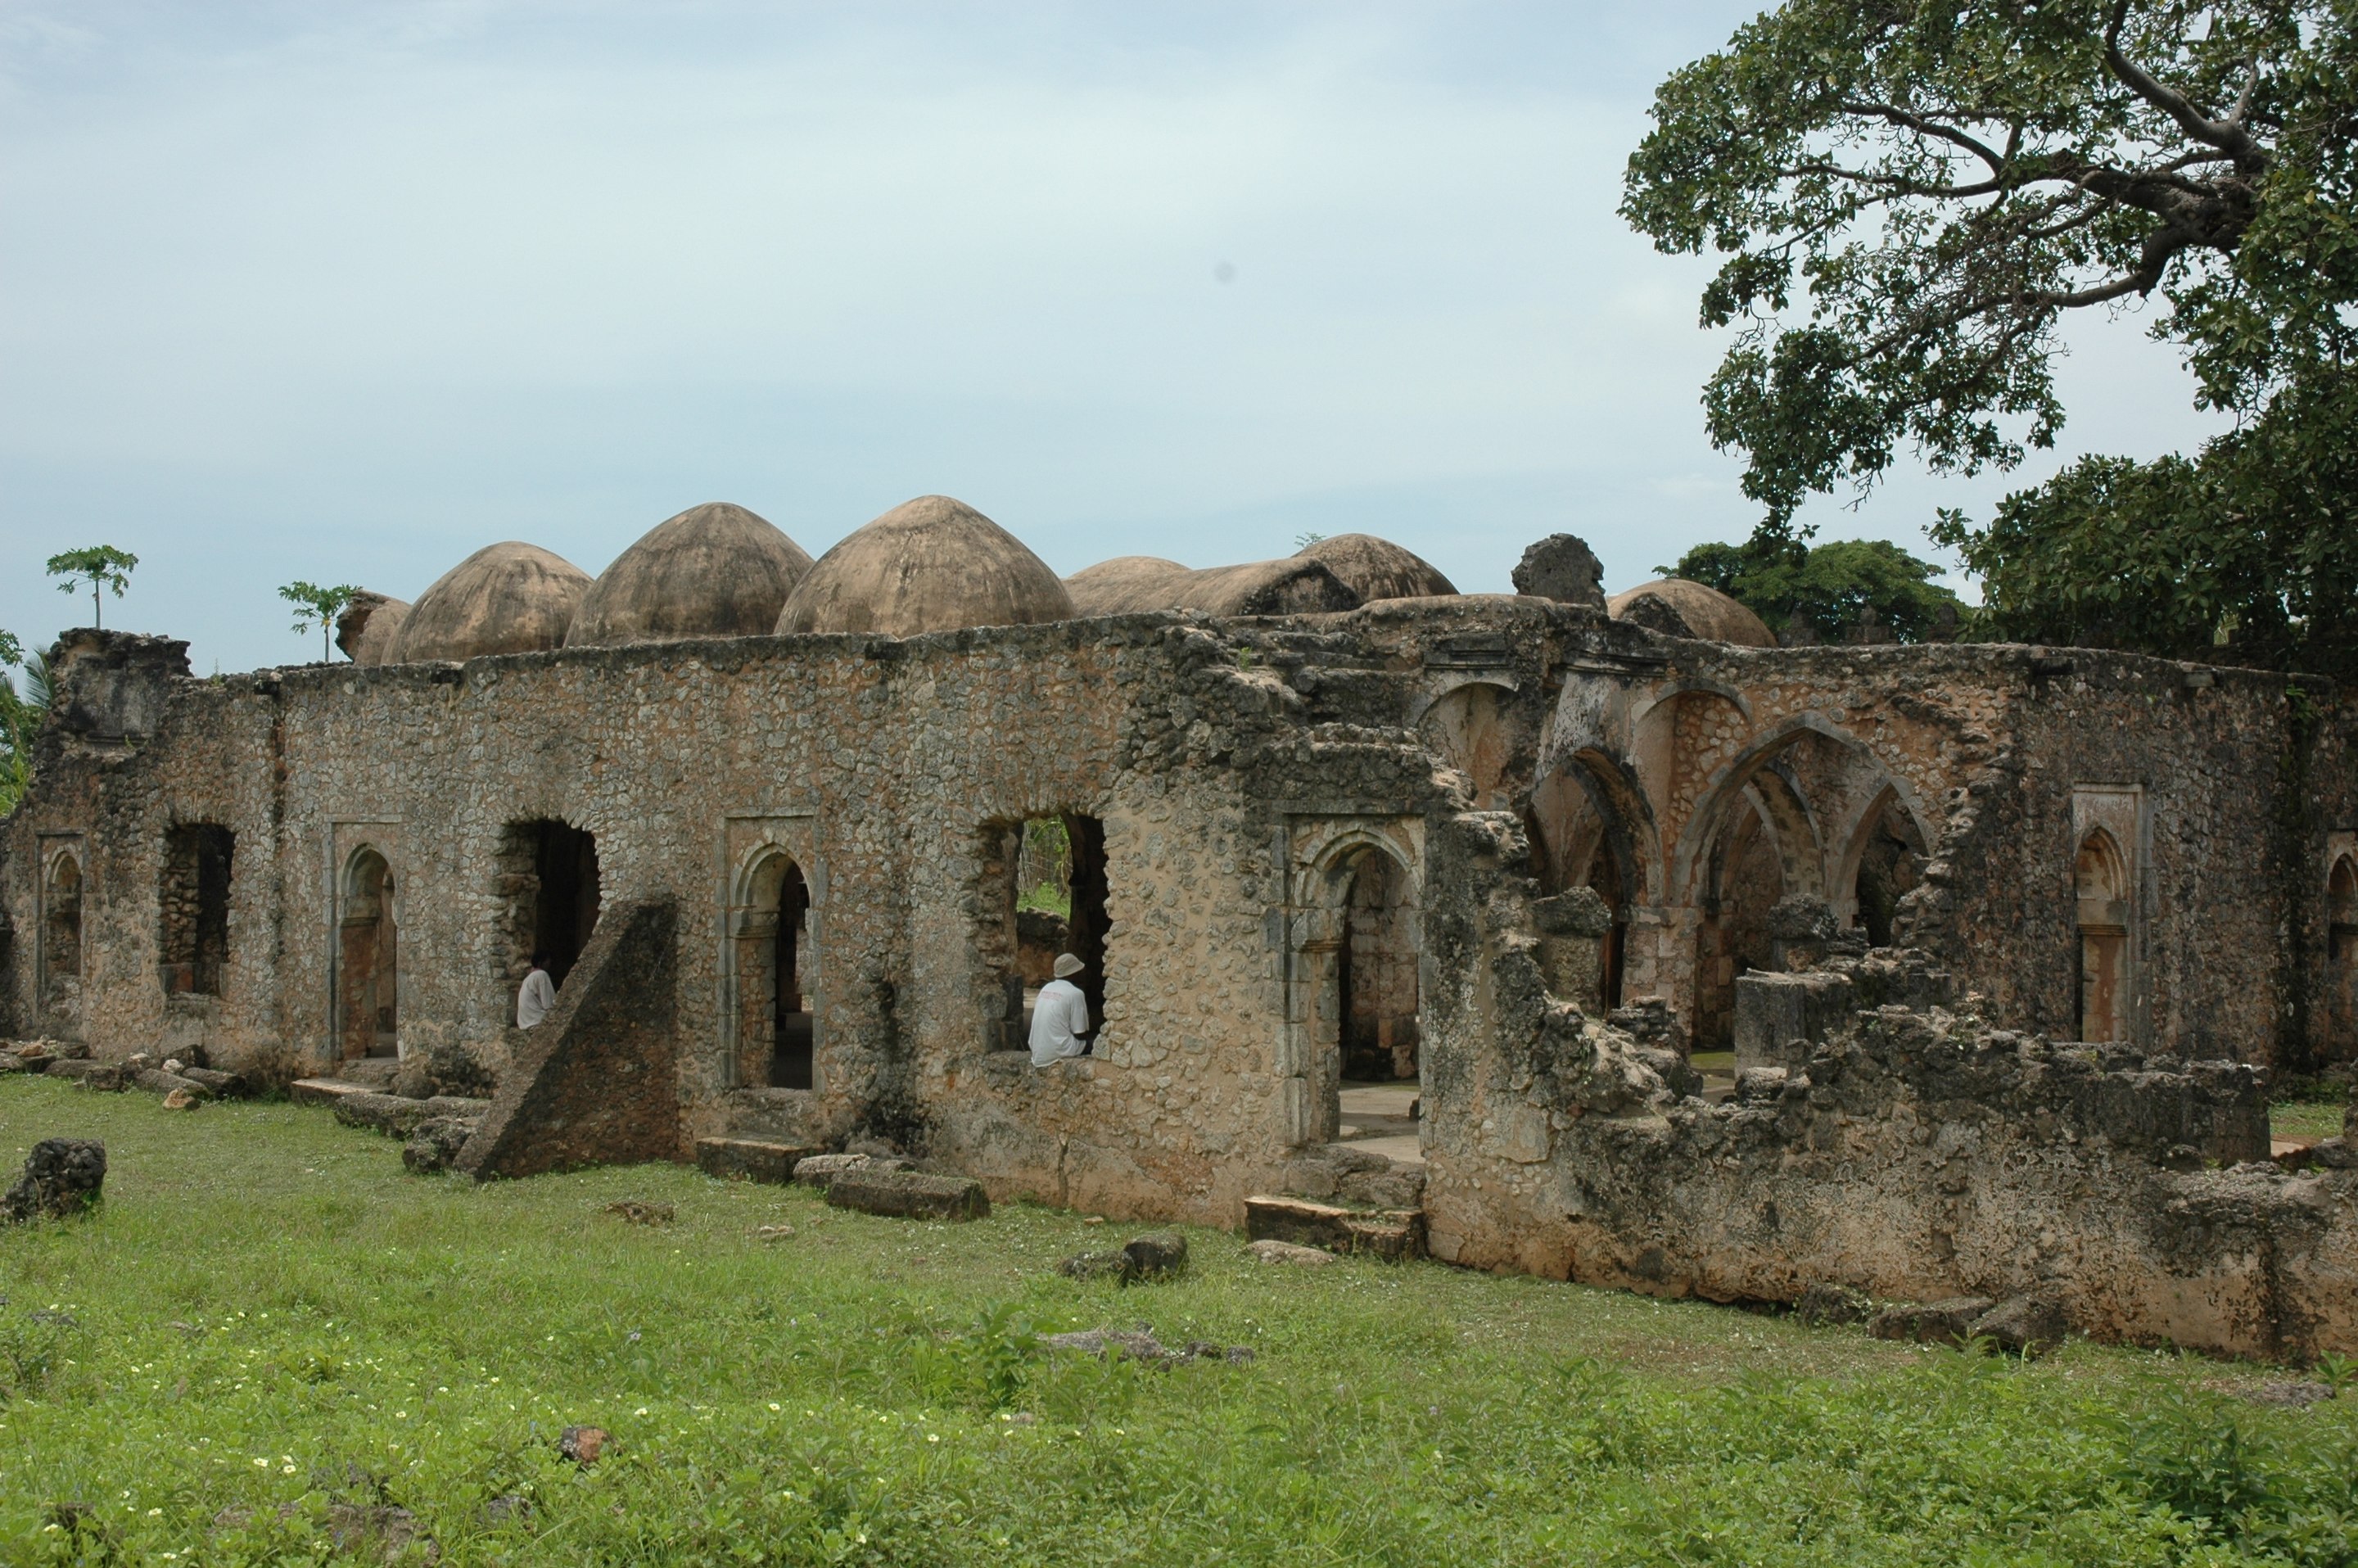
[1527,759,1645,1011]
[735,852,815,1089]
[1848,791,1927,948]
[1339,849,1420,1082]
[2075,829,2130,1042]
[340,849,398,1060]
[1293,837,1421,1143]
[43,851,82,1005]
[2328,855,2357,1063]
[1696,792,1785,1049]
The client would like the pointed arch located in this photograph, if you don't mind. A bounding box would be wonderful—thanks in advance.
[2075,828,2130,1042]
[1835,784,1929,946]
[338,844,398,1060]
[730,843,815,1089]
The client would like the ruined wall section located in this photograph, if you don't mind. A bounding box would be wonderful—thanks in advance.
[1418,807,2358,1360]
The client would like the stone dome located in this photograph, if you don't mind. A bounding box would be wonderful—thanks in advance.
[1606,578,1777,648]
[335,592,410,666]
[386,543,593,663]
[775,495,1075,637]
[565,502,814,648]
[1294,534,1457,601]
[1066,555,1357,617]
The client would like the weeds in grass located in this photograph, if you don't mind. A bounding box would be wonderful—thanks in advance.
[2,1079,2356,1564]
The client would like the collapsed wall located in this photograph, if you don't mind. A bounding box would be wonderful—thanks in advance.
[1420,808,2358,1360]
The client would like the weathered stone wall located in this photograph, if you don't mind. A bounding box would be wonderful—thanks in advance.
[1418,811,2358,1360]
[3,608,2354,1352]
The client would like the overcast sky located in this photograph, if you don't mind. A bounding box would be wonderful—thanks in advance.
[0,1,2222,675]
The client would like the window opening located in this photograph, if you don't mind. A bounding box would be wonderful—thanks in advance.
[160,824,234,996]
[983,813,1108,1050]
[497,819,601,992]
[2075,829,2130,1042]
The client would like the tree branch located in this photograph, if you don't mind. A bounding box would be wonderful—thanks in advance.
[2103,0,2265,164]
[1836,100,2007,169]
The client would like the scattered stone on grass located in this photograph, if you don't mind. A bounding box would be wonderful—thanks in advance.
[559,1425,611,1464]
[824,1168,989,1222]
[603,1200,674,1226]
[1057,1249,1135,1283]
[135,1068,209,1100]
[161,1087,201,1111]
[1123,1232,1187,1279]
[1039,1328,1254,1365]
[45,1059,124,1091]
[751,1222,797,1241]
[324,1502,435,1564]
[2204,1379,2337,1408]
[402,1118,476,1175]
[2,1137,106,1222]
[1866,1296,1997,1347]
[1244,1239,1336,1268]
[1968,1294,2068,1356]
[1793,1281,1874,1326]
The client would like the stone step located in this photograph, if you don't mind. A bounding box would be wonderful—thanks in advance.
[825,1168,991,1222]
[290,1078,371,1106]
[45,1059,125,1091]
[1244,1195,1425,1261]
[694,1138,828,1186]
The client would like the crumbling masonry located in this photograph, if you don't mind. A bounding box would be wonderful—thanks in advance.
[5,518,2356,1360]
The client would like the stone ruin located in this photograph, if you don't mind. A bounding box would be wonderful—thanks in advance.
[2,495,2355,1358]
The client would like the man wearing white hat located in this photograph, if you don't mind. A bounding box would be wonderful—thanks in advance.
[1028,952,1094,1066]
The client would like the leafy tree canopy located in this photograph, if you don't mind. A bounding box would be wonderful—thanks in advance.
[1665,536,1965,644]
[47,545,138,630]
[1931,366,2358,672]
[1623,0,2358,537]
[279,581,362,663]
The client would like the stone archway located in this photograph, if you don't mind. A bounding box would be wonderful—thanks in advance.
[43,849,82,1009]
[733,849,815,1089]
[1282,824,1422,1146]
[2331,855,2358,1064]
[339,847,398,1060]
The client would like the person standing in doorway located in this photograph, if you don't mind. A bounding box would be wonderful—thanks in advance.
[1028,952,1093,1065]
[517,951,557,1028]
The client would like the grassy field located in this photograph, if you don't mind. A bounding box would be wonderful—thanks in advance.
[2274,1098,2350,1145]
[0,1079,2354,1566]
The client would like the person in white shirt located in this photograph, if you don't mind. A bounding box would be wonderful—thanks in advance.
[1028,952,1093,1066]
[516,952,558,1029]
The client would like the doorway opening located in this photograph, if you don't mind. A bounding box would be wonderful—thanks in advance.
[43,852,82,1002]
[1696,795,1783,1050]
[2330,856,2358,1064]
[160,824,234,996]
[735,852,815,1088]
[1850,795,1926,948]
[340,848,399,1059]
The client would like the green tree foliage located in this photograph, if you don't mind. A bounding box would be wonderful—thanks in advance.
[1623,0,2358,540]
[278,581,362,663]
[1665,537,1966,644]
[46,545,138,629]
[1932,368,2358,672]
[0,636,43,817]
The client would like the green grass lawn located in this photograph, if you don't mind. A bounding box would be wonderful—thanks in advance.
[2,1078,2354,1566]
[2274,1098,2351,1144]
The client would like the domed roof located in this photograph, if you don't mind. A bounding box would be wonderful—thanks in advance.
[775,495,1074,637]
[386,543,593,662]
[1067,555,1358,617]
[565,502,814,648]
[335,592,410,666]
[1294,534,1457,601]
[1606,578,1777,648]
